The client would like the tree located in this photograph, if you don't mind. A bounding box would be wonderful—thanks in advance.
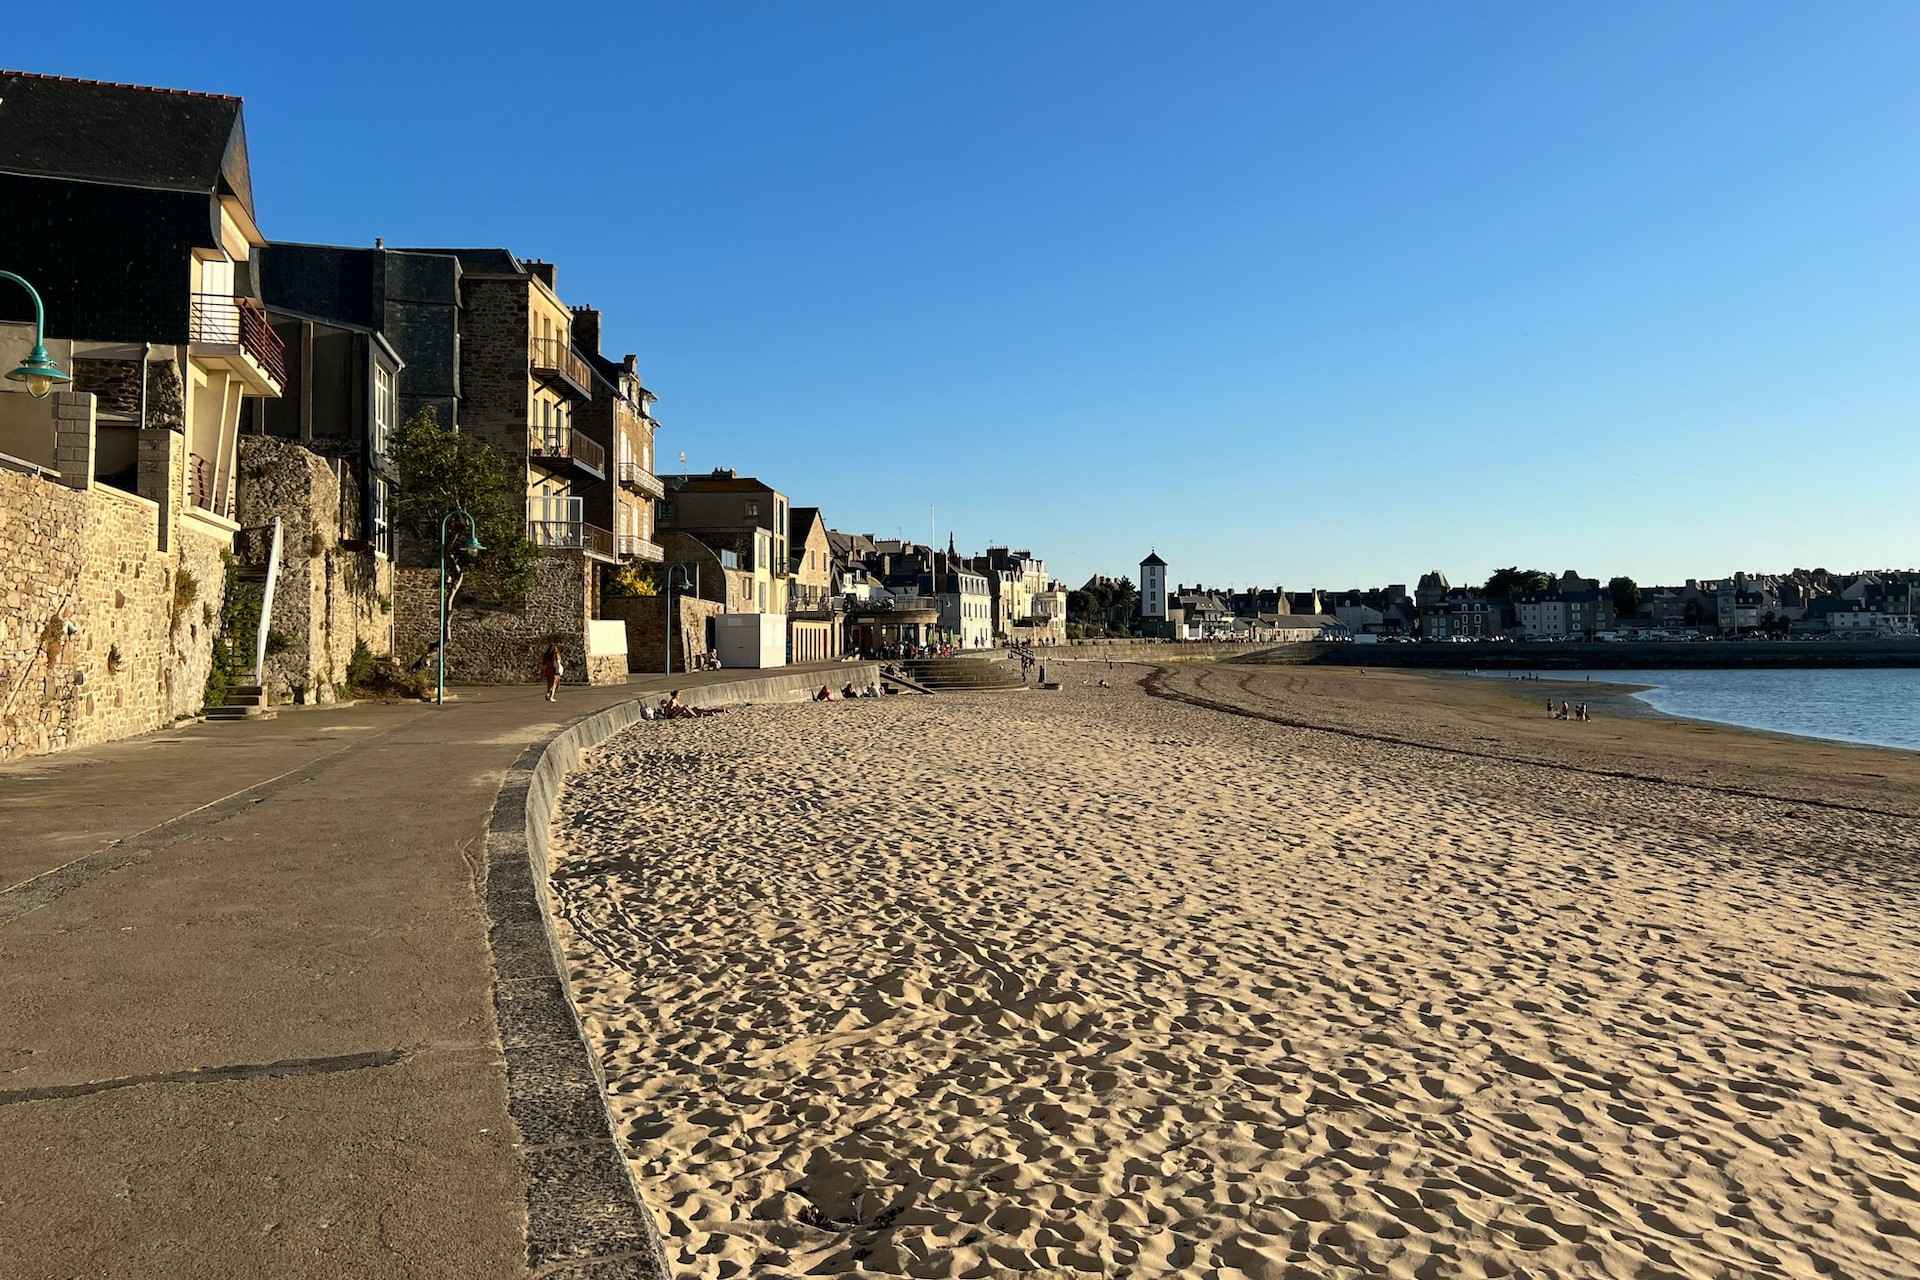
[1069,575,1141,637]
[1607,575,1640,618]
[1483,567,1551,598]
[390,408,538,667]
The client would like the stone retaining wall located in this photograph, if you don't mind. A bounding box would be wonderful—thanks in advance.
[604,594,722,673]
[395,553,599,685]
[1,408,229,761]
[481,663,880,1275]
[236,438,394,703]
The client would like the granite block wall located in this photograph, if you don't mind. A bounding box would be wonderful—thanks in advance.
[394,552,595,685]
[235,437,394,703]
[1,399,230,762]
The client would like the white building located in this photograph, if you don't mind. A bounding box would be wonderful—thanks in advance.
[1140,551,1168,622]
[937,565,995,650]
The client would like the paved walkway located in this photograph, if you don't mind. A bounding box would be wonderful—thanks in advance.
[0,665,850,1280]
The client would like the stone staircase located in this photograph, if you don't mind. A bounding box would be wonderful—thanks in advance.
[889,654,1029,692]
[206,682,276,722]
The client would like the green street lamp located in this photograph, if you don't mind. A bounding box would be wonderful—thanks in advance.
[1,271,73,399]
[437,506,485,706]
[663,562,694,675]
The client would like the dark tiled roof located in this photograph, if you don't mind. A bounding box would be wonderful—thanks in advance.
[0,69,251,214]
[390,247,522,274]
[1140,551,1166,567]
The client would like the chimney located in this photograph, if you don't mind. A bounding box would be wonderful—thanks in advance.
[621,353,638,377]
[374,236,384,249]
[570,305,602,356]
[523,258,557,289]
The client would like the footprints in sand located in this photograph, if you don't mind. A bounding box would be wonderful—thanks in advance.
[551,678,1920,1278]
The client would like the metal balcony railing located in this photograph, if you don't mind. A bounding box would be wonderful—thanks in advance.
[527,497,614,559]
[528,425,607,476]
[529,335,592,397]
[189,293,287,387]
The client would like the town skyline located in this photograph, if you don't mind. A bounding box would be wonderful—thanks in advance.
[18,0,1920,591]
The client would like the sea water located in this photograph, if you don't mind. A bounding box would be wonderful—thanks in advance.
[1511,668,1920,752]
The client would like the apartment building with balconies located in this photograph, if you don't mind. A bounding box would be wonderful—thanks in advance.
[376,249,626,684]
[567,305,664,572]
[0,71,295,751]
[0,71,286,538]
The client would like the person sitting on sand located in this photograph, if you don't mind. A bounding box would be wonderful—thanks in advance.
[815,684,836,702]
[841,682,859,699]
[1556,700,1570,720]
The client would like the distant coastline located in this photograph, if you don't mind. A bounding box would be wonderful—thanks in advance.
[1242,636,1920,671]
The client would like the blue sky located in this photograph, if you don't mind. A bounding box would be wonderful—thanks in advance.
[27,1,1920,591]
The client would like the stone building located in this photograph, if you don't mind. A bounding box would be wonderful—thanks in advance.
[382,250,626,685]
[568,306,665,573]
[786,506,841,662]
[970,546,1068,645]
[657,470,791,617]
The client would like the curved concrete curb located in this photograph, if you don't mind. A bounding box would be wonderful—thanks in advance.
[481,665,881,1277]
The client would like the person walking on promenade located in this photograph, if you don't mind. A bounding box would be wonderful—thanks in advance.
[540,641,564,702]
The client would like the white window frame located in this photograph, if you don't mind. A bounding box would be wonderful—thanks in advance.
[371,476,391,559]
[372,365,393,457]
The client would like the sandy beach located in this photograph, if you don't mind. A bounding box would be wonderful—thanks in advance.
[550,662,1920,1278]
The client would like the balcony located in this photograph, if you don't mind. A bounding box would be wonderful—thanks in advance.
[529,336,592,400]
[188,293,287,396]
[528,510,617,562]
[529,425,606,479]
[617,534,665,562]
[618,460,664,498]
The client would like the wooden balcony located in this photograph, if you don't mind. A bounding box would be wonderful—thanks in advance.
[529,425,606,479]
[529,336,592,400]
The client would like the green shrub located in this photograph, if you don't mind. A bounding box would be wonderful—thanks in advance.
[345,639,375,690]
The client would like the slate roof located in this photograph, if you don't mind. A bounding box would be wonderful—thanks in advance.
[0,70,252,215]
[390,247,522,274]
[1140,550,1166,568]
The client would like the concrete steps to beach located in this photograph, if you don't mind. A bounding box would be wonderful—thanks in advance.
[890,655,1030,692]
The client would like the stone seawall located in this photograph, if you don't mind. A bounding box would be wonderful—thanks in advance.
[1027,640,1283,663]
[1234,639,1920,670]
[480,663,880,1276]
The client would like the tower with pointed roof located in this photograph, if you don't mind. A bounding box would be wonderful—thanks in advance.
[1140,550,1168,622]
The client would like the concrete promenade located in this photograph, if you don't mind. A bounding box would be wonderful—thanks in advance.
[0,664,853,1280]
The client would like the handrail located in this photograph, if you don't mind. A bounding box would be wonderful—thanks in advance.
[189,293,287,387]
[529,335,592,394]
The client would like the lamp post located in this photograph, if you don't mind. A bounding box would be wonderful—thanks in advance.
[663,562,694,675]
[2,271,74,398]
[437,506,485,706]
